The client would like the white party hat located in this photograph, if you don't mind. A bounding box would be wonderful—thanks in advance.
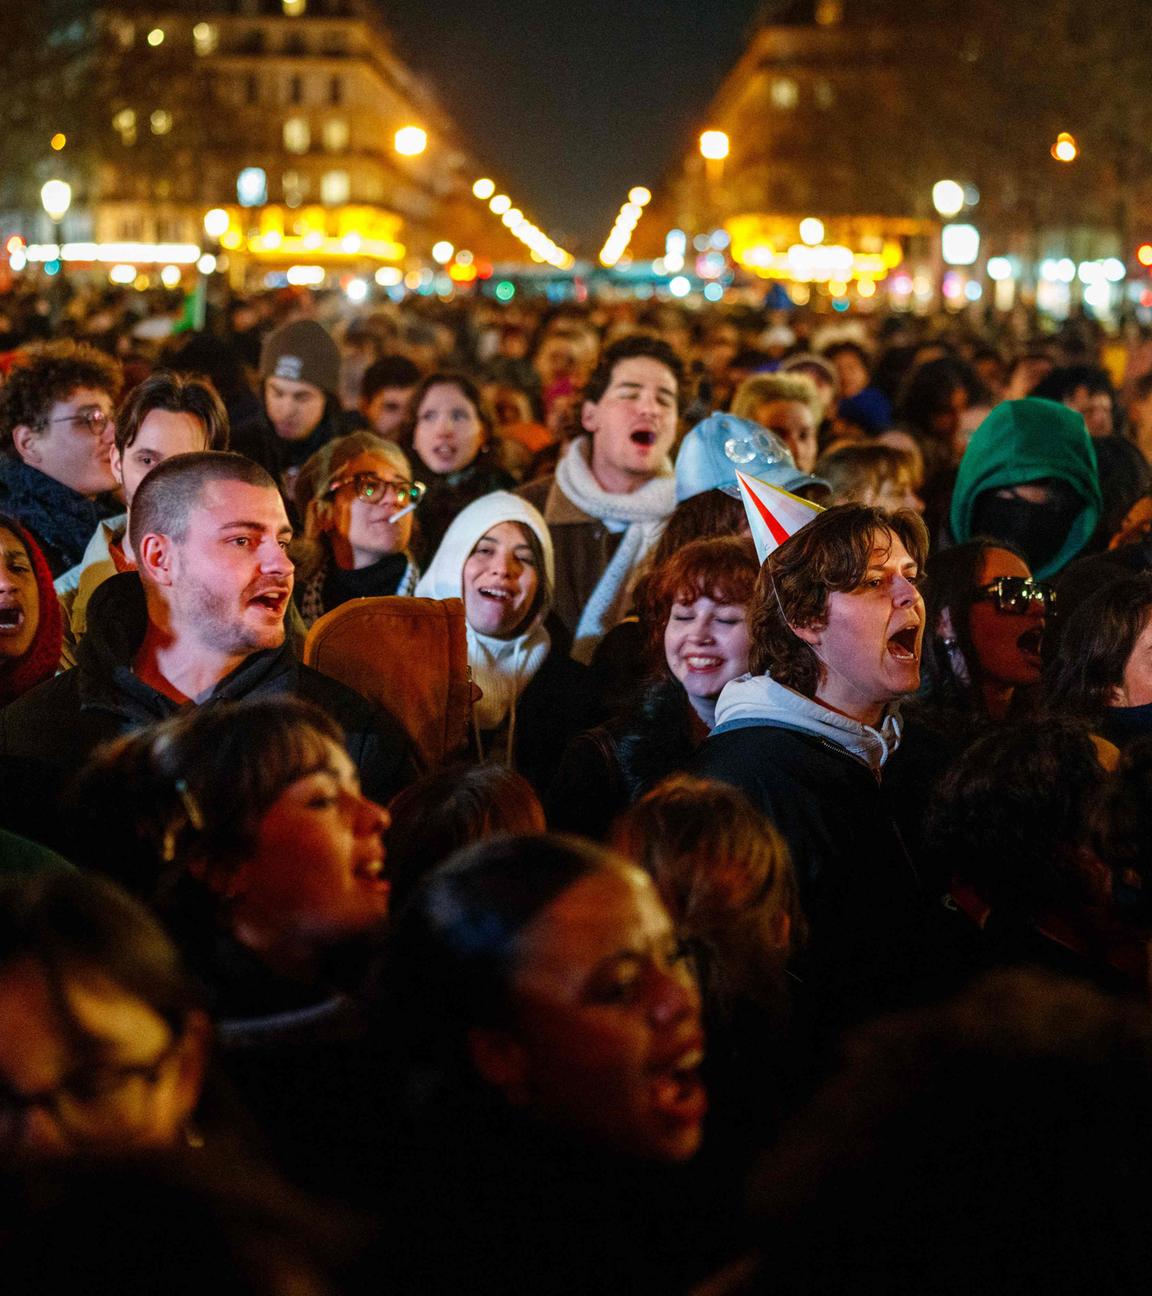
[735,470,824,563]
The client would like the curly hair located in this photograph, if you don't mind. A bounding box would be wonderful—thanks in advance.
[747,504,928,695]
[0,340,123,454]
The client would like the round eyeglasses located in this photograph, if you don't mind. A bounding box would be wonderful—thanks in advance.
[48,408,114,437]
[972,576,1055,615]
[327,473,425,507]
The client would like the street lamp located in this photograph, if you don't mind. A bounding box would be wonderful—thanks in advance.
[394,125,428,157]
[931,179,965,219]
[40,179,72,322]
[1051,132,1078,163]
[699,130,730,161]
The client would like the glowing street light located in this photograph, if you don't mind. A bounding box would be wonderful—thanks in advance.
[394,125,428,157]
[203,208,229,239]
[40,180,72,224]
[628,186,652,206]
[699,130,730,161]
[799,217,825,246]
[932,180,965,218]
[1051,131,1078,163]
[472,178,495,200]
[489,194,511,215]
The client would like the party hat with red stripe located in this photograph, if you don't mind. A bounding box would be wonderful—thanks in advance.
[735,470,824,563]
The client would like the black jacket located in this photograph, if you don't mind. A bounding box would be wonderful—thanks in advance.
[0,572,415,855]
[692,723,928,1025]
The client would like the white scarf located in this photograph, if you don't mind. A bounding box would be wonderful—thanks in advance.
[469,624,551,759]
[556,437,675,662]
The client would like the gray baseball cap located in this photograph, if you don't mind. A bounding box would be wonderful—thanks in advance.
[675,413,829,503]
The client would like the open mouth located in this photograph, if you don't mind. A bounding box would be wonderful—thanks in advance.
[887,625,920,661]
[353,857,390,896]
[0,606,25,634]
[648,1045,707,1126]
[478,586,515,603]
[630,430,657,447]
[684,654,724,671]
[249,591,288,614]
[1017,626,1044,659]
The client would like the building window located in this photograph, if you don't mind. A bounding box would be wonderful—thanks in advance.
[150,109,173,136]
[329,75,343,106]
[283,170,309,207]
[113,108,137,145]
[284,117,310,153]
[770,78,799,110]
[321,169,349,205]
[246,73,259,105]
[193,22,218,55]
[289,74,304,105]
[322,118,348,151]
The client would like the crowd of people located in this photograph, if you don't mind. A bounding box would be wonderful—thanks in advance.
[3,279,1152,1292]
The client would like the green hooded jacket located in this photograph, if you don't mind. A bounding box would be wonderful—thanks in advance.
[950,398,1102,579]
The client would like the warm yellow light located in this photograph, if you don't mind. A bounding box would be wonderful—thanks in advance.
[431,240,454,264]
[160,265,182,288]
[799,217,824,246]
[828,280,848,297]
[472,178,495,200]
[203,208,230,239]
[147,27,165,46]
[219,229,243,251]
[628,186,652,206]
[699,130,730,161]
[1052,131,1078,162]
[858,279,877,298]
[932,180,965,218]
[394,125,428,157]
[489,194,511,215]
[50,133,66,152]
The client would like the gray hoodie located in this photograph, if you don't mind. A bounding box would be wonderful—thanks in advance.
[712,673,903,776]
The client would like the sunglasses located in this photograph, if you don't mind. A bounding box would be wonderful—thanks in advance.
[327,473,426,507]
[972,576,1055,614]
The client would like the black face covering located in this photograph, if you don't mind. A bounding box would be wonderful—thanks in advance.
[970,480,1084,573]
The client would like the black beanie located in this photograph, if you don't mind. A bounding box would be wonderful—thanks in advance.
[260,320,341,398]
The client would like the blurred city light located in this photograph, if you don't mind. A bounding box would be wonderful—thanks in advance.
[50,133,66,151]
[699,130,730,160]
[472,178,495,199]
[799,217,825,245]
[40,180,72,222]
[431,241,455,264]
[628,187,652,206]
[932,180,965,218]
[1051,132,1078,162]
[394,125,428,156]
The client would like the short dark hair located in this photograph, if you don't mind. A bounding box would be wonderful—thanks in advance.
[0,341,123,454]
[128,451,279,556]
[581,334,686,408]
[0,869,201,1040]
[114,370,230,455]
[1033,364,1114,404]
[361,355,421,404]
[387,835,622,1092]
[747,504,929,695]
[1045,572,1152,722]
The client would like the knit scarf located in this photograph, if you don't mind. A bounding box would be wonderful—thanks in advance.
[555,437,674,663]
[470,623,551,761]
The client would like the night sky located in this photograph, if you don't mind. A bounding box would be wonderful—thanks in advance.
[376,0,764,252]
